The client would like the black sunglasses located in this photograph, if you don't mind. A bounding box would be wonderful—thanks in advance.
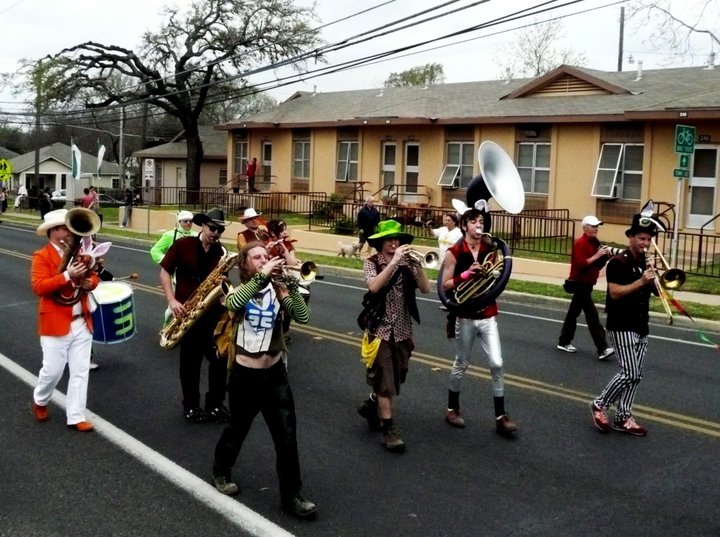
[206,224,225,233]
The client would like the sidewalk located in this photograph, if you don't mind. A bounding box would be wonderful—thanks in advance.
[4,210,719,311]
[288,226,720,309]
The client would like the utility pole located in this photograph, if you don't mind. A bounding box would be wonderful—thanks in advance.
[118,106,125,188]
[617,6,625,72]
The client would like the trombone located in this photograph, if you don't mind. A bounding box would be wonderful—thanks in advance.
[644,239,686,324]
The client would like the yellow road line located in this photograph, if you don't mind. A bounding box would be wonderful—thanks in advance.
[296,324,720,438]
[5,246,719,437]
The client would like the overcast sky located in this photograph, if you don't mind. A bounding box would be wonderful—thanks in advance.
[0,0,715,110]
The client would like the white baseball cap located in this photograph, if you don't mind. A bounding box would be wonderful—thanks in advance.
[581,215,603,227]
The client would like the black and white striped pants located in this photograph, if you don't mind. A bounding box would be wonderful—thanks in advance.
[593,331,647,423]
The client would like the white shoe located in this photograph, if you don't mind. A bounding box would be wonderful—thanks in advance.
[557,344,577,353]
[89,360,99,370]
[598,348,615,361]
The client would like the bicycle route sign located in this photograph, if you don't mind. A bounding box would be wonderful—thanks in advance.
[675,124,696,154]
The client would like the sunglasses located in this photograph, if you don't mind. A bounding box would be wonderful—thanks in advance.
[206,224,225,233]
[179,219,192,224]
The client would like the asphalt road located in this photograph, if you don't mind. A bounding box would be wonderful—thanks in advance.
[1,221,720,537]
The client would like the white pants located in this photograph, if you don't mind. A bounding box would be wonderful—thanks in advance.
[450,316,505,397]
[34,318,93,425]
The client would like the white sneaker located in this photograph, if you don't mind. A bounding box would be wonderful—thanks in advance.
[557,344,577,353]
[598,348,615,361]
[89,360,99,370]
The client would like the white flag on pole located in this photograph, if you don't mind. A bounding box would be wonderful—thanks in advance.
[71,143,82,180]
[97,142,106,176]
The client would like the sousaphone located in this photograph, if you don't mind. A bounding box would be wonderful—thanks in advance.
[438,141,525,313]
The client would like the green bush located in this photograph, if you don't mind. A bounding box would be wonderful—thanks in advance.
[331,214,355,235]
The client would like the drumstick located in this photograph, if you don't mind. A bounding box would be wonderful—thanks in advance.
[114,272,140,281]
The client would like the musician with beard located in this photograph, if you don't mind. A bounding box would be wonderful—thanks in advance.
[160,208,231,424]
[211,241,317,520]
[441,206,518,436]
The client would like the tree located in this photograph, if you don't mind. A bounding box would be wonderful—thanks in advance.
[495,19,587,79]
[628,1,720,66]
[200,92,278,125]
[384,63,445,87]
[50,0,322,197]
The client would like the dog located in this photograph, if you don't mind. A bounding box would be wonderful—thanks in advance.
[337,241,361,259]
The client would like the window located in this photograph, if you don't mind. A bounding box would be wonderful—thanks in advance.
[233,140,248,175]
[437,142,474,188]
[591,143,643,200]
[517,142,550,194]
[218,168,227,186]
[336,141,358,181]
[112,177,119,189]
[154,160,163,187]
[293,140,311,179]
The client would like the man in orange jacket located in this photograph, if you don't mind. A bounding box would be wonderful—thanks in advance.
[31,209,99,431]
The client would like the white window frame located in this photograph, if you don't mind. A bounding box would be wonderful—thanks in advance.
[517,142,550,194]
[437,142,474,188]
[218,168,227,186]
[293,140,311,179]
[233,140,248,175]
[336,141,359,182]
[591,143,643,200]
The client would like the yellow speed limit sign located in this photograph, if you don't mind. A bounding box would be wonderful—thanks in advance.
[0,158,12,181]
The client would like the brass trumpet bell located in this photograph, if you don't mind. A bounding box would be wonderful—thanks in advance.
[423,251,439,269]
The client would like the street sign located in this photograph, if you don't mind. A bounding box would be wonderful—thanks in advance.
[0,158,12,181]
[673,168,690,178]
[144,158,155,181]
[678,153,690,168]
[675,125,696,154]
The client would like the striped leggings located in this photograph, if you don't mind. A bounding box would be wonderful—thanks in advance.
[593,331,647,423]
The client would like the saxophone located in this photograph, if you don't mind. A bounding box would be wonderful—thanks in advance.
[159,252,239,349]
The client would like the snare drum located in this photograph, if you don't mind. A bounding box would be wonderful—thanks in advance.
[91,281,137,344]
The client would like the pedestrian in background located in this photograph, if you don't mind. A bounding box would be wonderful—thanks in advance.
[557,215,615,360]
[357,196,380,256]
[590,214,658,436]
[121,188,133,228]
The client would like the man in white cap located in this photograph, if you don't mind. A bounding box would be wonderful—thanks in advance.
[160,208,232,424]
[557,215,614,360]
[150,210,196,264]
[236,207,266,250]
[31,209,100,431]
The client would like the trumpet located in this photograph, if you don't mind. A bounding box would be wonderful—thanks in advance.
[272,261,318,286]
[403,248,439,269]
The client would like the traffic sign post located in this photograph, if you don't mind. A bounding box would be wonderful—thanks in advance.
[0,158,12,182]
[672,125,696,266]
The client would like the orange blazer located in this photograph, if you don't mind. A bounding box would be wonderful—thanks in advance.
[31,243,99,336]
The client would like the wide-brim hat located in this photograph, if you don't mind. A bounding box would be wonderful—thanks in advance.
[36,209,68,236]
[193,208,230,227]
[367,219,414,248]
[239,208,262,221]
[625,213,660,237]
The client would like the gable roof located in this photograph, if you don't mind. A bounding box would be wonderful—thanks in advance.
[218,64,720,129]
[0,146,19,159]
[132,126,226,159]
[10,142,120,175]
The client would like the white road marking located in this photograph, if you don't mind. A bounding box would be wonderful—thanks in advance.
[0,352,295,537]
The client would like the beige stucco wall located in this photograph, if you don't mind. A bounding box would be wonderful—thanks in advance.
[228,119,720,242]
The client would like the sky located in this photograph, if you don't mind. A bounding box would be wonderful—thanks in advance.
[0,0,716,112]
